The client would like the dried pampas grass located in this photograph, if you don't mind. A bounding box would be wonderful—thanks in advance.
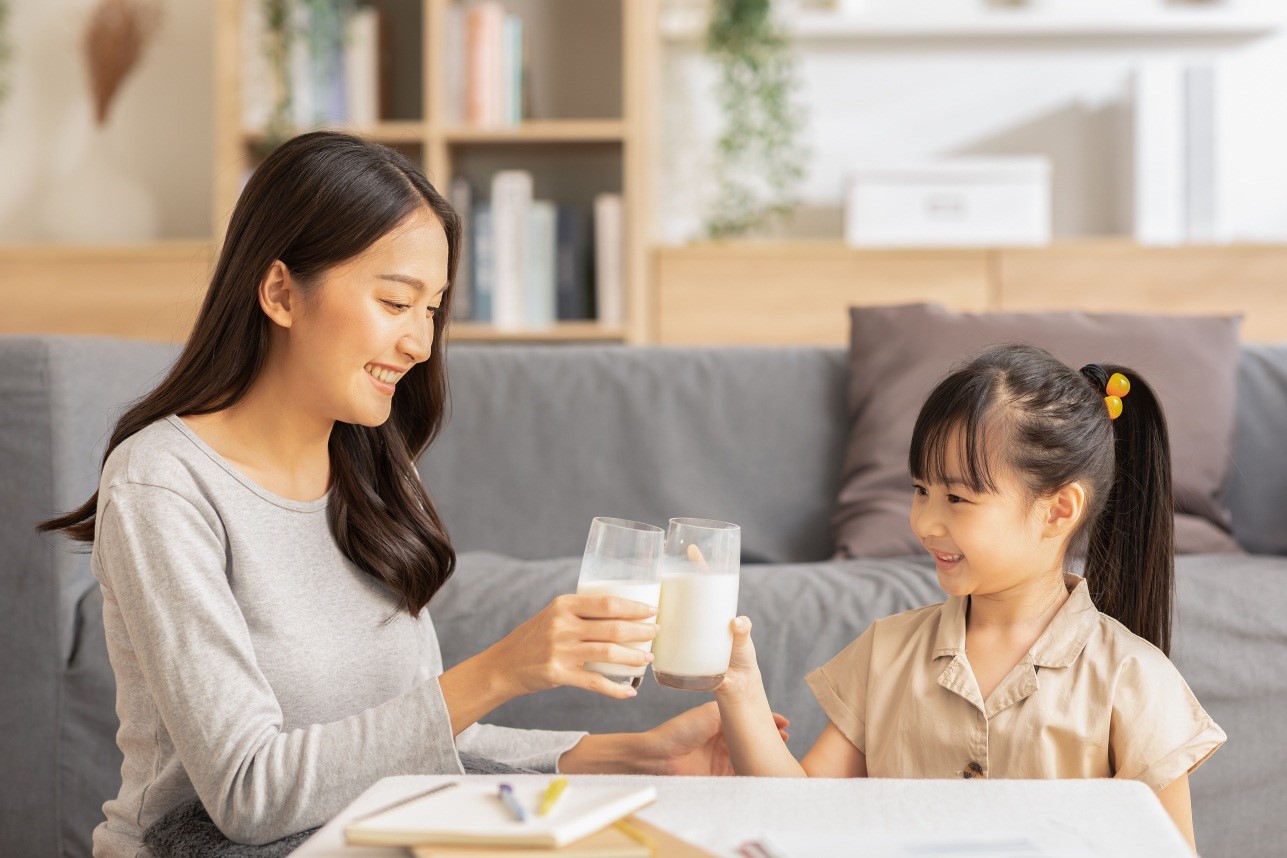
[84,0,163,126]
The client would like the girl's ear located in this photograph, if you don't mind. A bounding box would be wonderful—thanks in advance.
[1043,481,1087,539]
[259,260,298,329]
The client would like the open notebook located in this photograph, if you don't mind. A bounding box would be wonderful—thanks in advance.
[344,781,658,849]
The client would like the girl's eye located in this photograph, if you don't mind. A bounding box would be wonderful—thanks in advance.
[382,300,411,312]
[912,484,927,497]
[947,494,967,504]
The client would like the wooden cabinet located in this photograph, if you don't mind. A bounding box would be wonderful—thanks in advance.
[655,240,1287,345]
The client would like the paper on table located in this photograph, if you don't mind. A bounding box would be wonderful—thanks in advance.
[345,781,657,849]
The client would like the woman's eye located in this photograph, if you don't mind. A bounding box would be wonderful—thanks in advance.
[427,306,440,318]
[382,300,411,312]
[947,494,967,504]
[912,484,927,497]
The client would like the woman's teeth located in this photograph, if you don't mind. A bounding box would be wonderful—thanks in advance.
[364,363,403,384]
[935,552,963,563]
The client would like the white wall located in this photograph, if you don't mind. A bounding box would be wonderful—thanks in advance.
[3,1,1287,247]
[0,0,213,242]
[658,10,1287,244]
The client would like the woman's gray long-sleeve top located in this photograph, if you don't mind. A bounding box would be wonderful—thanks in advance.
[90,417,584,857]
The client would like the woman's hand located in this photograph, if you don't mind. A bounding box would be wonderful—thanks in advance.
[648,701,790,776]
[558,702,790,776]
[487,594,659,701]
[440,594,657,737]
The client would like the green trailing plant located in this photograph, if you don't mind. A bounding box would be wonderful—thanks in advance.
[262,0,354,145]
[262,0,293,143]
[0,0,11,116]
[704,0,808,239]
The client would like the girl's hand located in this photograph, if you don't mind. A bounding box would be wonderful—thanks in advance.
[714,615,764,704]
[485,594,658,701]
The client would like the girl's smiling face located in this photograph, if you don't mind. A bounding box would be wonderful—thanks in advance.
[279,207,449,428]
[910,430,1067,599]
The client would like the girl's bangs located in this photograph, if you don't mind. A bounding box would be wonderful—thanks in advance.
[909,382,1008,495]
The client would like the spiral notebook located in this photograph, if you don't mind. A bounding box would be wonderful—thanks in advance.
[344,781,658,849]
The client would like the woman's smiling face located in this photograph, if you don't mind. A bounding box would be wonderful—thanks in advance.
[285,206,449,428]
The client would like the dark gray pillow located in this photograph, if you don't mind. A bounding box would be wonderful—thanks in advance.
[834,304,1243,558]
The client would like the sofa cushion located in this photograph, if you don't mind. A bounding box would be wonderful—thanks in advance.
[421,346,850,564]
[833,304,1243,558]
[1226,344,1287,555]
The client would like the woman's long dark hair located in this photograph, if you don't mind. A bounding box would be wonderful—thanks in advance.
[908,344,1176,654]
[40,131,459,616]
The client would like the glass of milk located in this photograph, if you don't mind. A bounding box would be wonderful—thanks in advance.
[575,517,665,689]
[651,518,741,692]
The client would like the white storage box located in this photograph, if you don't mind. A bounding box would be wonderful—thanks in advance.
[844,158,1051,247]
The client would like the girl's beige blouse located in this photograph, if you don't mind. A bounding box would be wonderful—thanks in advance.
[805,575,1225,788]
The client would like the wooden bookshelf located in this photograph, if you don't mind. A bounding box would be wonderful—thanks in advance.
[213,0,658,344]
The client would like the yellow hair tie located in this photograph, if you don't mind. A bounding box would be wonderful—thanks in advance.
[1104,372,1130,420]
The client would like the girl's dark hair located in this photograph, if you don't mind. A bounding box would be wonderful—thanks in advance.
[40,131,459,616]
[908,344,1175,654]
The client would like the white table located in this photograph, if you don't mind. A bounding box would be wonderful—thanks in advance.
[295,774,1192,858]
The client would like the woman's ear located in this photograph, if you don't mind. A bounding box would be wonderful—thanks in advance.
[1043,482,1087,539]
[259,260,298,329]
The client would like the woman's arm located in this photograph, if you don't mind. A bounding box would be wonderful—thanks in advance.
[1155,775,1196,852]
[438,593,659,736]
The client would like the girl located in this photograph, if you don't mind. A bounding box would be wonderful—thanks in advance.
[714,344,1225,851]
[40,131,746,857]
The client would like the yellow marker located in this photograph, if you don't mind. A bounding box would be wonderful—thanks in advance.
[536,777,568,817]
[613,818,656,852]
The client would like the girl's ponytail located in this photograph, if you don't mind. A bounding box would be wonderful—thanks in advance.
[1079,364,1176,655]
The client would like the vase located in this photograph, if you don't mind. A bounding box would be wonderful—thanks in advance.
[37,123,159,243]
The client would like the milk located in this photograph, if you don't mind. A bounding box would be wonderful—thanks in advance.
[651,570,740,680]
[576,579,662,678]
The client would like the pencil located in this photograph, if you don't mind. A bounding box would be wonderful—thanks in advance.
[497,783,526,822]
[613,818,656,852]
[537,777,568,817]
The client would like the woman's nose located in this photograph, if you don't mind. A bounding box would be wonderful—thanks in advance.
[400,318,433,364]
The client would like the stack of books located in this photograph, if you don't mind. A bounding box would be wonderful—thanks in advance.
[451,173,624,330]
[444,2,527,127]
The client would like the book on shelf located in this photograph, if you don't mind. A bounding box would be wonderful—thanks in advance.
[556,207,593,321]
[491,170,534,330]
[471,202,495,323]
[594,193,625,327]
[345,5,382,126]
[526,201,557,328]
[462,1,525,128]
[344,780,657,849]
[450,177,474,321]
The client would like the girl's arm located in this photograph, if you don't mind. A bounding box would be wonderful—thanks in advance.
[1155,775,1196,853]
[713,616,805,776]
[801,723,868,778]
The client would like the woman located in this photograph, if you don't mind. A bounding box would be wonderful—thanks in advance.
[41,131,757,856]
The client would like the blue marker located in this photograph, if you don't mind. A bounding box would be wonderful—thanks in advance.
[497,783,526,822]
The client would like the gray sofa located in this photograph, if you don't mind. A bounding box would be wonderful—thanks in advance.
[2,335,1285,858]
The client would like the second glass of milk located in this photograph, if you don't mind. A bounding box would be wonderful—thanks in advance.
[575,517,665,689]
[652,518,741,692]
